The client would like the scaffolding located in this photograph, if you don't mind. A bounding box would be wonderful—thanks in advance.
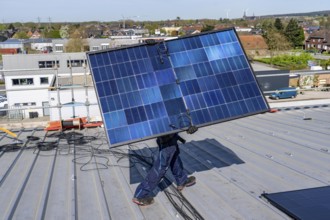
[0,62,98,123]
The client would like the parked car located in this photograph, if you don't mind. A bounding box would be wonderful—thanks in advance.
[269,87,297,100]
[321,84,330,91]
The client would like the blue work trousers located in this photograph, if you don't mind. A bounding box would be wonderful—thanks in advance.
[134,144,188,199]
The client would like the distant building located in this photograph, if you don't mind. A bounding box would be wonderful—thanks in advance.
[0,29,16,39]
[239,35,268,57]
[305,30,330,52]
[52,38,142,53]
[161,27,182,36]
[235,27,252,33]
[30,30,42,39]
[0,39,30,54]
[243,11,257,20]
[2,53,100,120]
[0,38,53,54]
[304,26,320,34]
[181,25,202,35]
[30,38,53,52]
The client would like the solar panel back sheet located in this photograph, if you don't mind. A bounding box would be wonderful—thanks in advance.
[87,28,269,147]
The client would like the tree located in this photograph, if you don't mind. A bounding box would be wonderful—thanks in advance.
[44,30,61,38]
[0,24,6,31]
[65,29,88,52]
[274,18,284,32]
[13,31,29,39]
[8,23,15,30]
[60,25,70,38]
[175,16,181,27]
[261,19,273,31]
[262,27,292,66]
[201,24,214,32]
[320,15,330,29]
[284,19,305,48]
[263,29,291,51]
[144,23,159,35]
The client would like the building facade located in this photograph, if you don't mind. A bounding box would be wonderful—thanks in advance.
[0,39,30,54]
[305,30,330,52]
[52,38,142,53]
[2,52,101,120]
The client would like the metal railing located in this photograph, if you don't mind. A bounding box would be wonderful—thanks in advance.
[0,63,97,123]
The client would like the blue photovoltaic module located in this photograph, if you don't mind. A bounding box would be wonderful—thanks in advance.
[87,28,269,147]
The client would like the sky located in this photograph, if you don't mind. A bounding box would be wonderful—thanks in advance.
[0,0,329,23]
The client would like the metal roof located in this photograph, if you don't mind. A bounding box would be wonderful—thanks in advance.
[0,39,30,45]
[0,104,329,220]
[28,38,52,44]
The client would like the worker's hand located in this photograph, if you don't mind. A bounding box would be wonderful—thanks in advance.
[187,126,198,134]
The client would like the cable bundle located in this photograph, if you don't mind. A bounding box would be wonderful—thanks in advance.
[37,141,58,151]
[0,143,22,152]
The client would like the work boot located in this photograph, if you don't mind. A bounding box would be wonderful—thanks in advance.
[177,176,196,191]
[132,197,155,206]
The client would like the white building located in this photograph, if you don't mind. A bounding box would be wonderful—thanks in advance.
[2,52,101,121]
[0,39,30,53]
[52,38,142,53]
[30,38,53,52]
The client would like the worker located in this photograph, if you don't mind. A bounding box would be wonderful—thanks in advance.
[132,133,196,206]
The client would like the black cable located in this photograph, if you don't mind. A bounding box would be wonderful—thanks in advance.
[72,145,110,171]
[37,141,58,151]
[126,144,202,220]
[32,129,202,219]
[40,130,203,219]
[27,136,40,141]
[46,131,67,139]
[0,143,23,152]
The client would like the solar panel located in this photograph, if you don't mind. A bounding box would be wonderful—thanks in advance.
[87,28,269,147]
[263,186,330,220]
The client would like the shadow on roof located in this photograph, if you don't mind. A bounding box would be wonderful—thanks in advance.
[129,138,245,187]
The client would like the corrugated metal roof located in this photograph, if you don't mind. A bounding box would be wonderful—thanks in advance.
[0,105,329,220]
[29,38,52,44]
[0,39,29,44]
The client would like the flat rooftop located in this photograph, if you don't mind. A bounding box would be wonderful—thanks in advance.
[0,104,329,219]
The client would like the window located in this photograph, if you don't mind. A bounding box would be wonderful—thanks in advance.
[38,60,59,68]
[92,46,100,51]
[12,78,34,86]
[67,59,87,67]
[14,102,36,106]
[55,44,64,52]
[40,77,49,84]
[101,43,110,50]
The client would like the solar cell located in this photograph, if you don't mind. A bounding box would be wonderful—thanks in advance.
[263,186,330,220]
[87,28,269,147]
